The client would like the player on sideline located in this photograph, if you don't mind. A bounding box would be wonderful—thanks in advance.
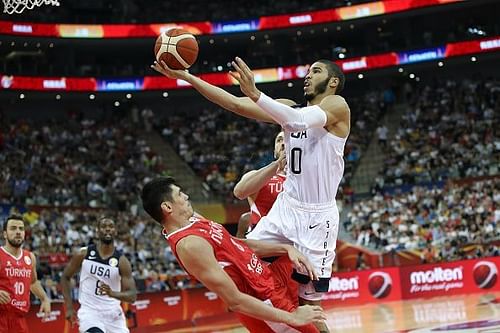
[141,177,325,332]
[0,215,51,333]
[153,56,349,332]
[61,217,137,333]
[234,131,286,238]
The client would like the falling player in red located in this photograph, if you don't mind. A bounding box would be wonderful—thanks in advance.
[141,177,324,332]
[0,215,51,333]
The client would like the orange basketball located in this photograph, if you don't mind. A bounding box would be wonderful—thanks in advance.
[154,28,199,70]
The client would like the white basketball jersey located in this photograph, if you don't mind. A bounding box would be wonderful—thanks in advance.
[284,127,346,204]
[78,244,122,310]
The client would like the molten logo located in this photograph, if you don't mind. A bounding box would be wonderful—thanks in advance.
[473,261,498,289]
[410,267,463,284]
[330,276,359,292]
[368,272,392,299]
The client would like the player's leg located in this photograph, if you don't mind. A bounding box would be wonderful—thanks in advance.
[104,308,129,333]
[268,257,320,333]
[77,308,106,333]
[294,209,340,333]
[236,211,251,238]
[246,195,293,244]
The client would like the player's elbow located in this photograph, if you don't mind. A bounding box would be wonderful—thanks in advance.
[233,186,248,200]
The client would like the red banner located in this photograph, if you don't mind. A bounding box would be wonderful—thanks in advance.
[399,257,500,299]
[26,257,500,331]
[322,267,402,307]
[0,0,463,38]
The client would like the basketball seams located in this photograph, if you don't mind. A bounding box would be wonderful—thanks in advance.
[154,29,198,69]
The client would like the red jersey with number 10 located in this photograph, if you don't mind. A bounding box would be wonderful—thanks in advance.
[250,174,285,225]
[0,247,33,314]
[166,217,275,300]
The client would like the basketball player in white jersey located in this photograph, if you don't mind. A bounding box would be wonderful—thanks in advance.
[61,217,137,333]
[153,56,349,332]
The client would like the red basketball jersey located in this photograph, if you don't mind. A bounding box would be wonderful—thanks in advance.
[250,174,285,225]
[166,217,275,299]
[0,247,33,314]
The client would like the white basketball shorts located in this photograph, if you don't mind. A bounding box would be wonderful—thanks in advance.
[247,192,339,300]
[78,306,129,333]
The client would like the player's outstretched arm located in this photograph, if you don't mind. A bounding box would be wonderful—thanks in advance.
[176,235,325,327]
[232,57,349,132]
[29,253,51,317]
[61,247,86,325]
[233,150,285,200]
[98,256,137,303]
[152,60,281,123]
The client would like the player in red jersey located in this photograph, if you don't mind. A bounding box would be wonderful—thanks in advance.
[0,215,51,333]
[234,131,286,238]
[141,177,324,332]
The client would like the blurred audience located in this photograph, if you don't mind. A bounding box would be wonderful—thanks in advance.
[346,179,500,260]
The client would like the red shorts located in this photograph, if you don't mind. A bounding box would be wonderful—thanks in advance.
[237,257,318,333]
[0,310,29,333]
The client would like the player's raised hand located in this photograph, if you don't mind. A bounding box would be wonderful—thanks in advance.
[286,246,319,281]
[289,305,326,326]
[151,60,189,80]
[0,290,11,304]
[230,57,261,102]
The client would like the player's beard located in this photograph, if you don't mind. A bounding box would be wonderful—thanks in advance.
[101,236,114,245]
[304,76,330,101]
[7,236,24,248]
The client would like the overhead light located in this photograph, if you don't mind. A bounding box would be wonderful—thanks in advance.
[287,82,293,87]
[297,31,302,36]
[471,56,477,62]
[126,93,132,99]
[398,68,404,73]
[89,94,95,100]
[114,101,120,107]
[357,73,364,79]
[415,77,421,82]
[55,94,61,100]
[438,61,444,67]
[250,35,255,41]
[162,92,168,98]
[19,93,25,99]
[338,53,345,59]
[409,73,415,79]
[209,39,214,44]
[217,65,223,71]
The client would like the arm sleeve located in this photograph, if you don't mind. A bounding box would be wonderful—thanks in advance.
[256,93,327,132]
